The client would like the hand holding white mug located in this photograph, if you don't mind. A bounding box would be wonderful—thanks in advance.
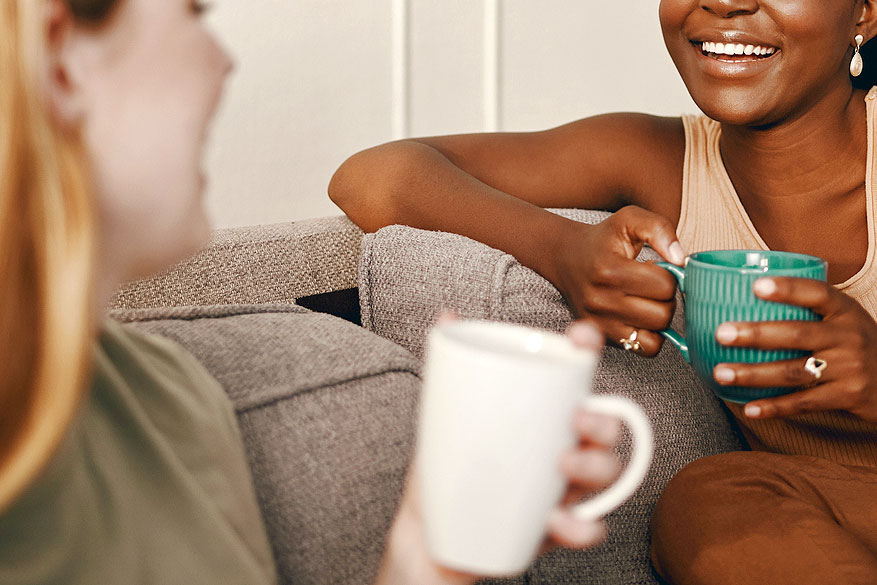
[374,320,648,585]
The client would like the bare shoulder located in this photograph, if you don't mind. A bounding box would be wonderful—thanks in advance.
[548,113,686,220]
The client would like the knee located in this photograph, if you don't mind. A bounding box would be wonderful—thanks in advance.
[650,455,720,549]
[649,452,761,581]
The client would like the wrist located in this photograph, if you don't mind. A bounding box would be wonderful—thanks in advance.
[539,217,590,289]
[375,502,478,585]
[375,512,418,585]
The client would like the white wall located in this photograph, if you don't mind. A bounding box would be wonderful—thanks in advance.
[204,2,698,229]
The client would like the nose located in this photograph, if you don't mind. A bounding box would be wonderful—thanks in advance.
[699,0,758,18]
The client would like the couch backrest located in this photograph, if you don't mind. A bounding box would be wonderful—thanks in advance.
[111,216,364,310]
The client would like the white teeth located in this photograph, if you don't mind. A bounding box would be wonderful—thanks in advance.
[701,40,777,57]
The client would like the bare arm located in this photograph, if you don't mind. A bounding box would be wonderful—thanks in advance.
[329,113,684,285]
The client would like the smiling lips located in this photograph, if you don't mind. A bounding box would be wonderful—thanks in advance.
[697,40,779,61]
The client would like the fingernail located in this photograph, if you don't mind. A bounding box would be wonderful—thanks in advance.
[576,411,621,446]
[561,451,619,483]
[669,241,686,265]
[745,404,762,418]
[548,510,606,545]
[568,322,603,348]
[715,323,738,344]
[714,366,735,384]
[753,278,776,296]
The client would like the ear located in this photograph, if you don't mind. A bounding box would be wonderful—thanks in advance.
[43,0,87,130]
[856,0,877,44]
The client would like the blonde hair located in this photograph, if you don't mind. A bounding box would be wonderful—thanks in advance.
[0,0,114,511]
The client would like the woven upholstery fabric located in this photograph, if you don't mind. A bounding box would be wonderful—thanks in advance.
[110,216,364,310]
[110,305,420,585]
[359,209,746,585]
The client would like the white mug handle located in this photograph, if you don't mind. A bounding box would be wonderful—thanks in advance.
[571,395,654,521]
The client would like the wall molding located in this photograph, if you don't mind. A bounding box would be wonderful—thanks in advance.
[392,0,410,139]
[483,0,502,132]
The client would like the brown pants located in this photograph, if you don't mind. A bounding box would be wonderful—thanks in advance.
[650,451,877,585]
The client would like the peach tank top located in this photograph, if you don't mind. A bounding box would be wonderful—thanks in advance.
[677,87,877,467]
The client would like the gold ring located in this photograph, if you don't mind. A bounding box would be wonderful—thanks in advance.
[619,329,641,352]
[804,356,827,381]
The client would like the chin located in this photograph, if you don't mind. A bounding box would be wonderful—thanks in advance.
[685,84,781,128]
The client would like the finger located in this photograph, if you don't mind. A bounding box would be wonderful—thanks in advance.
[589,256,678,301]
[546,511,607,549]
[614,206,687,266]
[602,318,666,358]
[566,320,605,351]
[742,381,858,419]
[713,356,835,389]
[752,277,846,317]
[573,409,621,448]
[714,320,840,352]
[434,310,459,324]
[588,288,676,332]
[559,449,620,492]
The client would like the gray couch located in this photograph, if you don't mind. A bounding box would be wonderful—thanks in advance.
[110,210,746,585]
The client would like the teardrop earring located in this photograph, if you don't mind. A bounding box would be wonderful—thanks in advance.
[851,34,865,78]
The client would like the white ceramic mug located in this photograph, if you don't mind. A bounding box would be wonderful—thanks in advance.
[417,320,653,576]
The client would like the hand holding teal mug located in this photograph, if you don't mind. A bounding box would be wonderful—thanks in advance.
[656,250,828,403]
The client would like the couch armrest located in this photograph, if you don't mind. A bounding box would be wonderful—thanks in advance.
[359,208,746,585]
[110,215,363,310]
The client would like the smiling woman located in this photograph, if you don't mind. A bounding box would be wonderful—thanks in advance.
[330,0,877,583]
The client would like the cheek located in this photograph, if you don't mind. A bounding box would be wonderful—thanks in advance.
[85,80,210,276]
[658,0,688,37]
[770,2,854,59]
[657,1,692,68]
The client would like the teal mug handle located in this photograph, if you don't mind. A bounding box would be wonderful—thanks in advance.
[655,262,690,363]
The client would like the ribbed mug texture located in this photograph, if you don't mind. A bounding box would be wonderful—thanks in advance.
[679,251,827,403]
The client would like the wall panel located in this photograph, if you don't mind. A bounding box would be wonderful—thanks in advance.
[204,2,698,228]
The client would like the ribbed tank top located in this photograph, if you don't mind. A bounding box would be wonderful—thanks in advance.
[677,87,877,467]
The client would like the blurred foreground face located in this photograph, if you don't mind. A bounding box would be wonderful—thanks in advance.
[71,0,233,281]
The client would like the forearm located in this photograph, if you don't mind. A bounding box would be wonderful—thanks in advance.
[329,140,582,285]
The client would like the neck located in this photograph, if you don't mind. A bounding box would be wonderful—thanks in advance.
[719,85,869,205]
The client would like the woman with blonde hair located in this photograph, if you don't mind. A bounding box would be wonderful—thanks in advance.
[0,1,622,582]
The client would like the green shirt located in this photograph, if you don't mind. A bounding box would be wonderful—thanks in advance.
[0,320,278,584]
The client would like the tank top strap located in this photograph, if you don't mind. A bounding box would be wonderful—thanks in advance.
[839,86,877,307]
[677,114,763,253]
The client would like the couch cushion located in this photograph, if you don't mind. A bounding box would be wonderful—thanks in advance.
[359,209,745,585]
[109,304,419,585]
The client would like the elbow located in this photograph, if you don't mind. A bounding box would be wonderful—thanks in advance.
[327,155,360,215]
[328,154,364,223]
[329,142,421,233]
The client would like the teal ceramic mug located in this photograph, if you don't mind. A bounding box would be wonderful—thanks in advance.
[657,250,827,403]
